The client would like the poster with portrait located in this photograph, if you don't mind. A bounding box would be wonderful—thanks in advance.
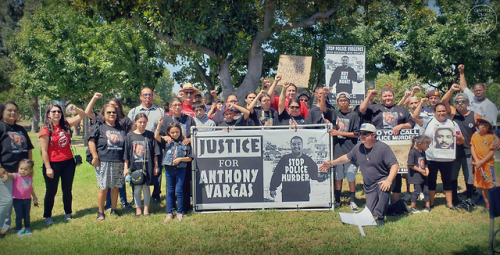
[276,55,312,88]
[431,126,456,159]
[324,45,365,105]
[192,126,332,211]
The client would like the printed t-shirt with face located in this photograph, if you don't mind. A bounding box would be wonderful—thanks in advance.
[333,109,360,158]
[277,110,307,126]
[346,141,398,188]
[0,121,34,172]
[88,123,125,162]
[123,131,160,184]
[407,147,428,185]
[249,106,278,126]
[364,103,414,129]
[39,125,73,162]
[422,118,460,162]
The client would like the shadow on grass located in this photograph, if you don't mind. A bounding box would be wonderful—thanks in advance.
[452,244,488,254]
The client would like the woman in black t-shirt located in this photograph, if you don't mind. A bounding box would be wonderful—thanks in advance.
[0,101,34,235]
[88,104,126,221]
[277,83,307,126]
[247,90,278,126]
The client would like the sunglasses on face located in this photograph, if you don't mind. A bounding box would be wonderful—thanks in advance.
[359,131,373,136]
[50,110,61,114]
[455,100,467,104]
[106,111,117,115]
[141,93,153,97]
[184,91,195,95]
[289,106,300,109]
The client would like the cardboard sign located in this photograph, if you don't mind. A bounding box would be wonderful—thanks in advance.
[276,55,312,88]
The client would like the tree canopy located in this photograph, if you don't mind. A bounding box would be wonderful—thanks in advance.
[9,1,166,106]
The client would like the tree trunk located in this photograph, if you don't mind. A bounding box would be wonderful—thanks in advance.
[31,95,40,132]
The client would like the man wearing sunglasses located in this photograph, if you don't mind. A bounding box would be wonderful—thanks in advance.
[179,83,199,117]
[320,123,399,226]
[128,87,165,203]
[442,84,481,207]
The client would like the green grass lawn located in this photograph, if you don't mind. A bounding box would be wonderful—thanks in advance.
[2,133,499,254]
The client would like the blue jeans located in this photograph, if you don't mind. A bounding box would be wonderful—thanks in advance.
[105,184,127,209]
[13,199,30,230]
[0,178,13,230]
[165,166,186,214]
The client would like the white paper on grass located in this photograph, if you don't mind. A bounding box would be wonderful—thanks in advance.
[339,207,377,236]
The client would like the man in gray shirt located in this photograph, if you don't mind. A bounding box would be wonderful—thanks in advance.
[320,123,399,226]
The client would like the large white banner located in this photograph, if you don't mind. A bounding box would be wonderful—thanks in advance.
[192,126,332,211]
[324,45,365,105]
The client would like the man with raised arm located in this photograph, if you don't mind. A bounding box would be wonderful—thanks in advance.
[320,123,399,227]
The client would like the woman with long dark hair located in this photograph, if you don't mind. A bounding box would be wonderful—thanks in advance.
[0,101,34,236]
[39,103,85,226]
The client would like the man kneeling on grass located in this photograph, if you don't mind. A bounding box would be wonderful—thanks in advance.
[319,123,399,227]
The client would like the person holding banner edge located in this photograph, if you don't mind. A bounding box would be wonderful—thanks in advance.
[320,123,399,227]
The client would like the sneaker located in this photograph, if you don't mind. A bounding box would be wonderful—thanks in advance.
[110,209,120,216]
[96,212,105,221]
[17,230,24,237]
[164,214,173,222]
[446,205,458,211]
[350,202,359,211]
[409,207,420,214]
[423,207,431,213]
[123,203,133,209]
[44,217,54,227]
[64,214,72,221]
[23,229,32,235]
[376,218,385,227]
[177,213,183,221]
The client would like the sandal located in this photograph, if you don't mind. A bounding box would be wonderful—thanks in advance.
[96,212,105,221]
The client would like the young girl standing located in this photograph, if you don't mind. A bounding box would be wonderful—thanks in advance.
[407,135,432,213]
[1,159,38,236]
[471,117,496,213]
[123,113,160,217]
[155,120,192,222]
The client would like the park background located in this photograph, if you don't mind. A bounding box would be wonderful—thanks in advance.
[0,0,499,253]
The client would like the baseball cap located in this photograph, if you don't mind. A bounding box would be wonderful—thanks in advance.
[359,123,377,133]
[426,90,440,98]
[337,92,351,100]
[454,93,469,102]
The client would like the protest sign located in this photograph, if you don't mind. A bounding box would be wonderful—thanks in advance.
[276,55,312,88]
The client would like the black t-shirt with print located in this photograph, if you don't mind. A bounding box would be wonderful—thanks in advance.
[407,147,428,184]
[249,107,279,126]
[363,103,414,129]
[88,122,126,162]
[0,121,34,172]
[124,131,160,185]
[277,111,307,126]
[333,109,360,158]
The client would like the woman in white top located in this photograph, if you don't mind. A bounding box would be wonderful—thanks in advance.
[413,100,464,211]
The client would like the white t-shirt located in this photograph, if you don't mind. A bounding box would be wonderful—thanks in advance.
[422,118,461,162]
[464,88,498,126]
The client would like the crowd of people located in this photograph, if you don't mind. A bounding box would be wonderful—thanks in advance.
[0,64,498,236]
